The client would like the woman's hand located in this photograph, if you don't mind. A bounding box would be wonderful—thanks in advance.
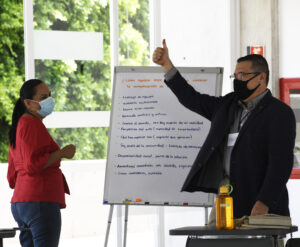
[61,144,76,159]
[44,144,76,168]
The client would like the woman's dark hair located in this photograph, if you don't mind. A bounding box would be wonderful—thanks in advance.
[9,79,44,149]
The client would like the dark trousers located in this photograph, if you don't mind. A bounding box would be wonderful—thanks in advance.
[11,202,61,247]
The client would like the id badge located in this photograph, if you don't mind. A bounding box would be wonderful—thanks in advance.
[227,133,239,147]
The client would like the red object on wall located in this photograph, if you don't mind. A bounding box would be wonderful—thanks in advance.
[280,77,300,179]
[247,46,264,56]
[290,168,300,179]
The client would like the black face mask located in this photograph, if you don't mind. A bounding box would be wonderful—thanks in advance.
[233,73,261,100]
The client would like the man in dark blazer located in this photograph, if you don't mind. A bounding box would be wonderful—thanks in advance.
[152,39,296,219]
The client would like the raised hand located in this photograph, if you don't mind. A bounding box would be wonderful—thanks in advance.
[152,39,174,73]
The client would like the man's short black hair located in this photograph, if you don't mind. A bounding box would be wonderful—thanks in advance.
[237,54,270,85]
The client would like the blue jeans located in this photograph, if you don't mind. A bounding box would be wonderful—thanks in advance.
[11,202,61,247]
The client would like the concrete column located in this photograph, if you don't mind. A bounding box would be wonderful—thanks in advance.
[240,0,279,97]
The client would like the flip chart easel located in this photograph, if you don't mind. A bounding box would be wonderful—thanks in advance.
[103,66,223,247]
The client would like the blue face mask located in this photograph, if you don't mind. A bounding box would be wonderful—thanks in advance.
[32,97,55,117]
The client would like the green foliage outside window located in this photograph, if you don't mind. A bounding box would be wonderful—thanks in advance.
[0,0,149,162]
[0,0,24,162]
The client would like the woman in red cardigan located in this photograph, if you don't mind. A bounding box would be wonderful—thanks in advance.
[7,79,76,247]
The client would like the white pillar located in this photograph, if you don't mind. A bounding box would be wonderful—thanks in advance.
[149,0,162,65]
[23,0,35,80]
[110,1,122,246]
[155,207,165,247]
[116,205,122,247]
[229,0,240,79]
[240,0,279,97]
[110,0,119,90]
[271,0,279,97]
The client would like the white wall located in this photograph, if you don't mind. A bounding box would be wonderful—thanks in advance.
[160,0,232,96]
[279,0,300,238]
[279,0,300,77]
[287,180,300,238]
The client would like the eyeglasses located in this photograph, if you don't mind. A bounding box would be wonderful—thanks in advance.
[229,72,261,80]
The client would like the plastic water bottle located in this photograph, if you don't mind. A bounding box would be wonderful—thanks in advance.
[216,184,234,230]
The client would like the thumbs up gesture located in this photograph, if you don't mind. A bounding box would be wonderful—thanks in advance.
[152,39,174,73]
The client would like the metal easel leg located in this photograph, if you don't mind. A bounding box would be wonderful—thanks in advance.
[123,205,129,247]
[104,204,114,247]
[205,206,208,225]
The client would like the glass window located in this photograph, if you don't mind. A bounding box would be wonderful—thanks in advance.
[48,127,109,160]
[35,60,111,112]
[0,1,24,163]
[30,0,151,160]
[119,0,150,66]
[33,0,111,112]
[32,0,111,160]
